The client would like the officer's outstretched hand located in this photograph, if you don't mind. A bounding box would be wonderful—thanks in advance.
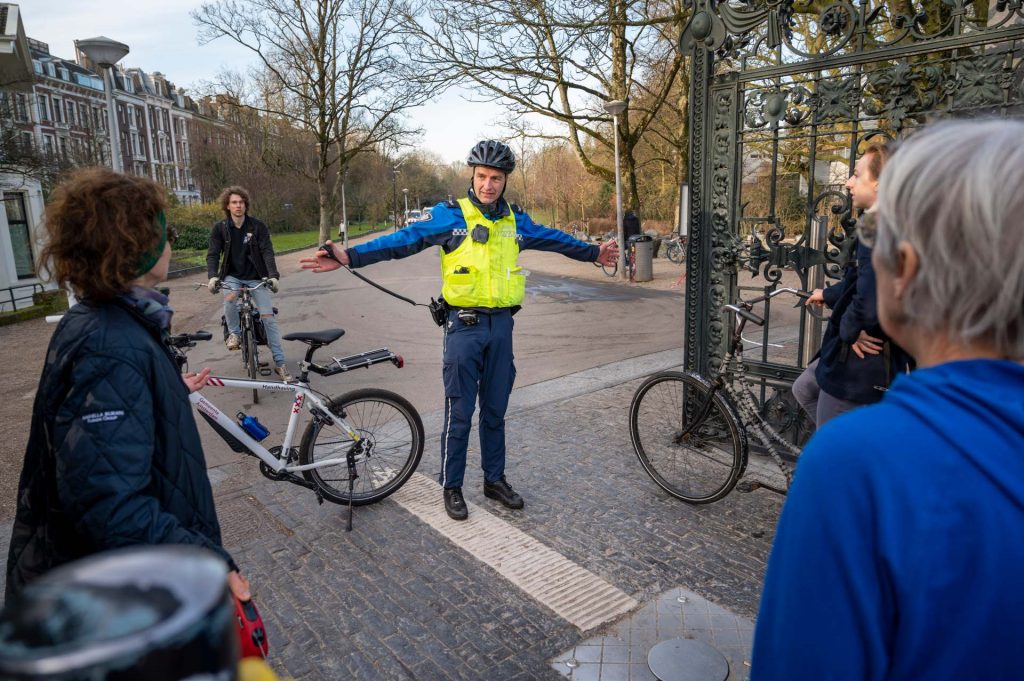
[299,240,348,273]
[596,239,619,267]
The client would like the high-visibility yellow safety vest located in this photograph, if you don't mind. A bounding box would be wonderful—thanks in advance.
[440,198,525,308]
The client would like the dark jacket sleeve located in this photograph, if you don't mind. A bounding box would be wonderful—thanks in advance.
[206,221,225,279]
[53,354,236,567]
[822,266,854,309]
[515,212,599,261]
[838,242,880,344]
[253,220,279,279]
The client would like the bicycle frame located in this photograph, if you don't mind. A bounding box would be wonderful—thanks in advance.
[190,376,359,474]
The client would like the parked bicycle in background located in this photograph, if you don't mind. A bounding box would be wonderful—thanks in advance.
[662,234,686,264]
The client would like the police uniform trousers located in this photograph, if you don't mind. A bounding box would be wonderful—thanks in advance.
[439,308,516,489]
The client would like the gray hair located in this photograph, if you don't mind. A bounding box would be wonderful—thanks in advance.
[874,119,1024,359]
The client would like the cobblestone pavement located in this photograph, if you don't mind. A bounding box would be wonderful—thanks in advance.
[204,355,784,680]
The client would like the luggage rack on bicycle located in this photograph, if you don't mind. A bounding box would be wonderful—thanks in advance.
[282,329,404,381]
[321,348,404,375]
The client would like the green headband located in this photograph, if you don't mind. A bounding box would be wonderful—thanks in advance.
[136,210,168,277]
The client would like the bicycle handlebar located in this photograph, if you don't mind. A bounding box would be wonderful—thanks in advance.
[167,331,213,348]
[193,279,271,293]
[723,287,811,327]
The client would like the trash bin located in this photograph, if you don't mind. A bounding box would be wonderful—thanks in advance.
[629,234,654,282]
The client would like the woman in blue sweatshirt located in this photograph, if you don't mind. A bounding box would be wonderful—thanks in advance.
[753,119,1024,679]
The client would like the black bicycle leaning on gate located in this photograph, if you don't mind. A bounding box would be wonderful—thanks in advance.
[629,287,811,503]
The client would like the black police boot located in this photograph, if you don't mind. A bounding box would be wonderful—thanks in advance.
[483,476,525,510]
[443,487,468,521]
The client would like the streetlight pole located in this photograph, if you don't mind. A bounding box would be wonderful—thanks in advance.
[603,99,628,279]
[403,188,409,224]
[340,173,349,249]
[76,37,129,173]
[391,166,399,232]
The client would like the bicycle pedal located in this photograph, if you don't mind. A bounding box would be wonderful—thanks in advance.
[259,368,272,376]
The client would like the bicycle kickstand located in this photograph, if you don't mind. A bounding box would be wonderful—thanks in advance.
[346,448,358,532]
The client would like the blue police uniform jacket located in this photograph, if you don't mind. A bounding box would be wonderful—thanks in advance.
[345,197,600,287]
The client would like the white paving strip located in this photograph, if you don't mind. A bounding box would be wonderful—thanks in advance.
[392,472,639,632]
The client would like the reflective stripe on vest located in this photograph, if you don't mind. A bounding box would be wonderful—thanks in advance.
[440,198,524,308]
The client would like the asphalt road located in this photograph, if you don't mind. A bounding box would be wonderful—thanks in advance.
[0,242,688,517]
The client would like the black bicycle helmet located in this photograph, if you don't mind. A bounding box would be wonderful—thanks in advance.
[466,140,516,173]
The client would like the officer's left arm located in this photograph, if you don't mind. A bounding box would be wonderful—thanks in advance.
[515,211,600,262]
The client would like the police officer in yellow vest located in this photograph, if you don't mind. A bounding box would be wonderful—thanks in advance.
[300,140,619,520]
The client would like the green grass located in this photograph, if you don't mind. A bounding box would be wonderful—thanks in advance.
[169,222,390,271]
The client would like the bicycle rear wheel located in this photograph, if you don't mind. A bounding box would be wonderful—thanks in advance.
[600,260,617,277]
[666,241,684,264]
[629,371,746,503]
[299,388,424,505]
[244,326,260,404]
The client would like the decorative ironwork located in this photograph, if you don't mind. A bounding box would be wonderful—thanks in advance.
[683,0,1024,442]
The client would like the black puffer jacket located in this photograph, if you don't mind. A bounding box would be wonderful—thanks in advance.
[6,299,235,599]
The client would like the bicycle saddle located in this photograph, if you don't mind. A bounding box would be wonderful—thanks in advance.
[282,329,345,346]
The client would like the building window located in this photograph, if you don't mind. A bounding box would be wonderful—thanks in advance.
[79,103,89,128]
[3,193,35,280]
[52,97,62,123]
[65,100,76,126]
[36,94,49,121]
[42,135,54,156]
[59,137,68,159]
[15,94,29,122]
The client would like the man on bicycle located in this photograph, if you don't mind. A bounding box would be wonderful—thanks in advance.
[206,185,291,381]
[300,140,618,521]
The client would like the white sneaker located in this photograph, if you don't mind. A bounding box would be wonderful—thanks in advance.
[274,365,292,382]
[226,333,241,351]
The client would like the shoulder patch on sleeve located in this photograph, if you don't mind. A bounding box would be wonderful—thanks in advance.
[510,203,523,214]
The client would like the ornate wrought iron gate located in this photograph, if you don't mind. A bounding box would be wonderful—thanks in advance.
[681,0,1024,439]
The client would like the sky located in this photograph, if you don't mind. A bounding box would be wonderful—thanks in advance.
[18,0,517,164]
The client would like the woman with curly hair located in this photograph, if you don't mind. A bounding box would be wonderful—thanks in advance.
[6,168,252,604]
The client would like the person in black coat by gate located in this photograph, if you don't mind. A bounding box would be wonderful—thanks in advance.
[792,143,913,427]
[5,169,252,605]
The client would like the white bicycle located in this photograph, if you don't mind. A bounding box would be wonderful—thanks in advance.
[168,328,424,530]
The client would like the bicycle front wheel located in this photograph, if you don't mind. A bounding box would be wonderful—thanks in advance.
[601,260,618,277]
[299,389,424,505]
[629,371,747,503]
[666,242,684,264]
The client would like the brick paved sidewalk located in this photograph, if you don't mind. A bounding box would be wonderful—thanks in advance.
[203,351,783,680]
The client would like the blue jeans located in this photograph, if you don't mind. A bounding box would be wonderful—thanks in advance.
[439,309,516,489]
[222,276,285,367]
